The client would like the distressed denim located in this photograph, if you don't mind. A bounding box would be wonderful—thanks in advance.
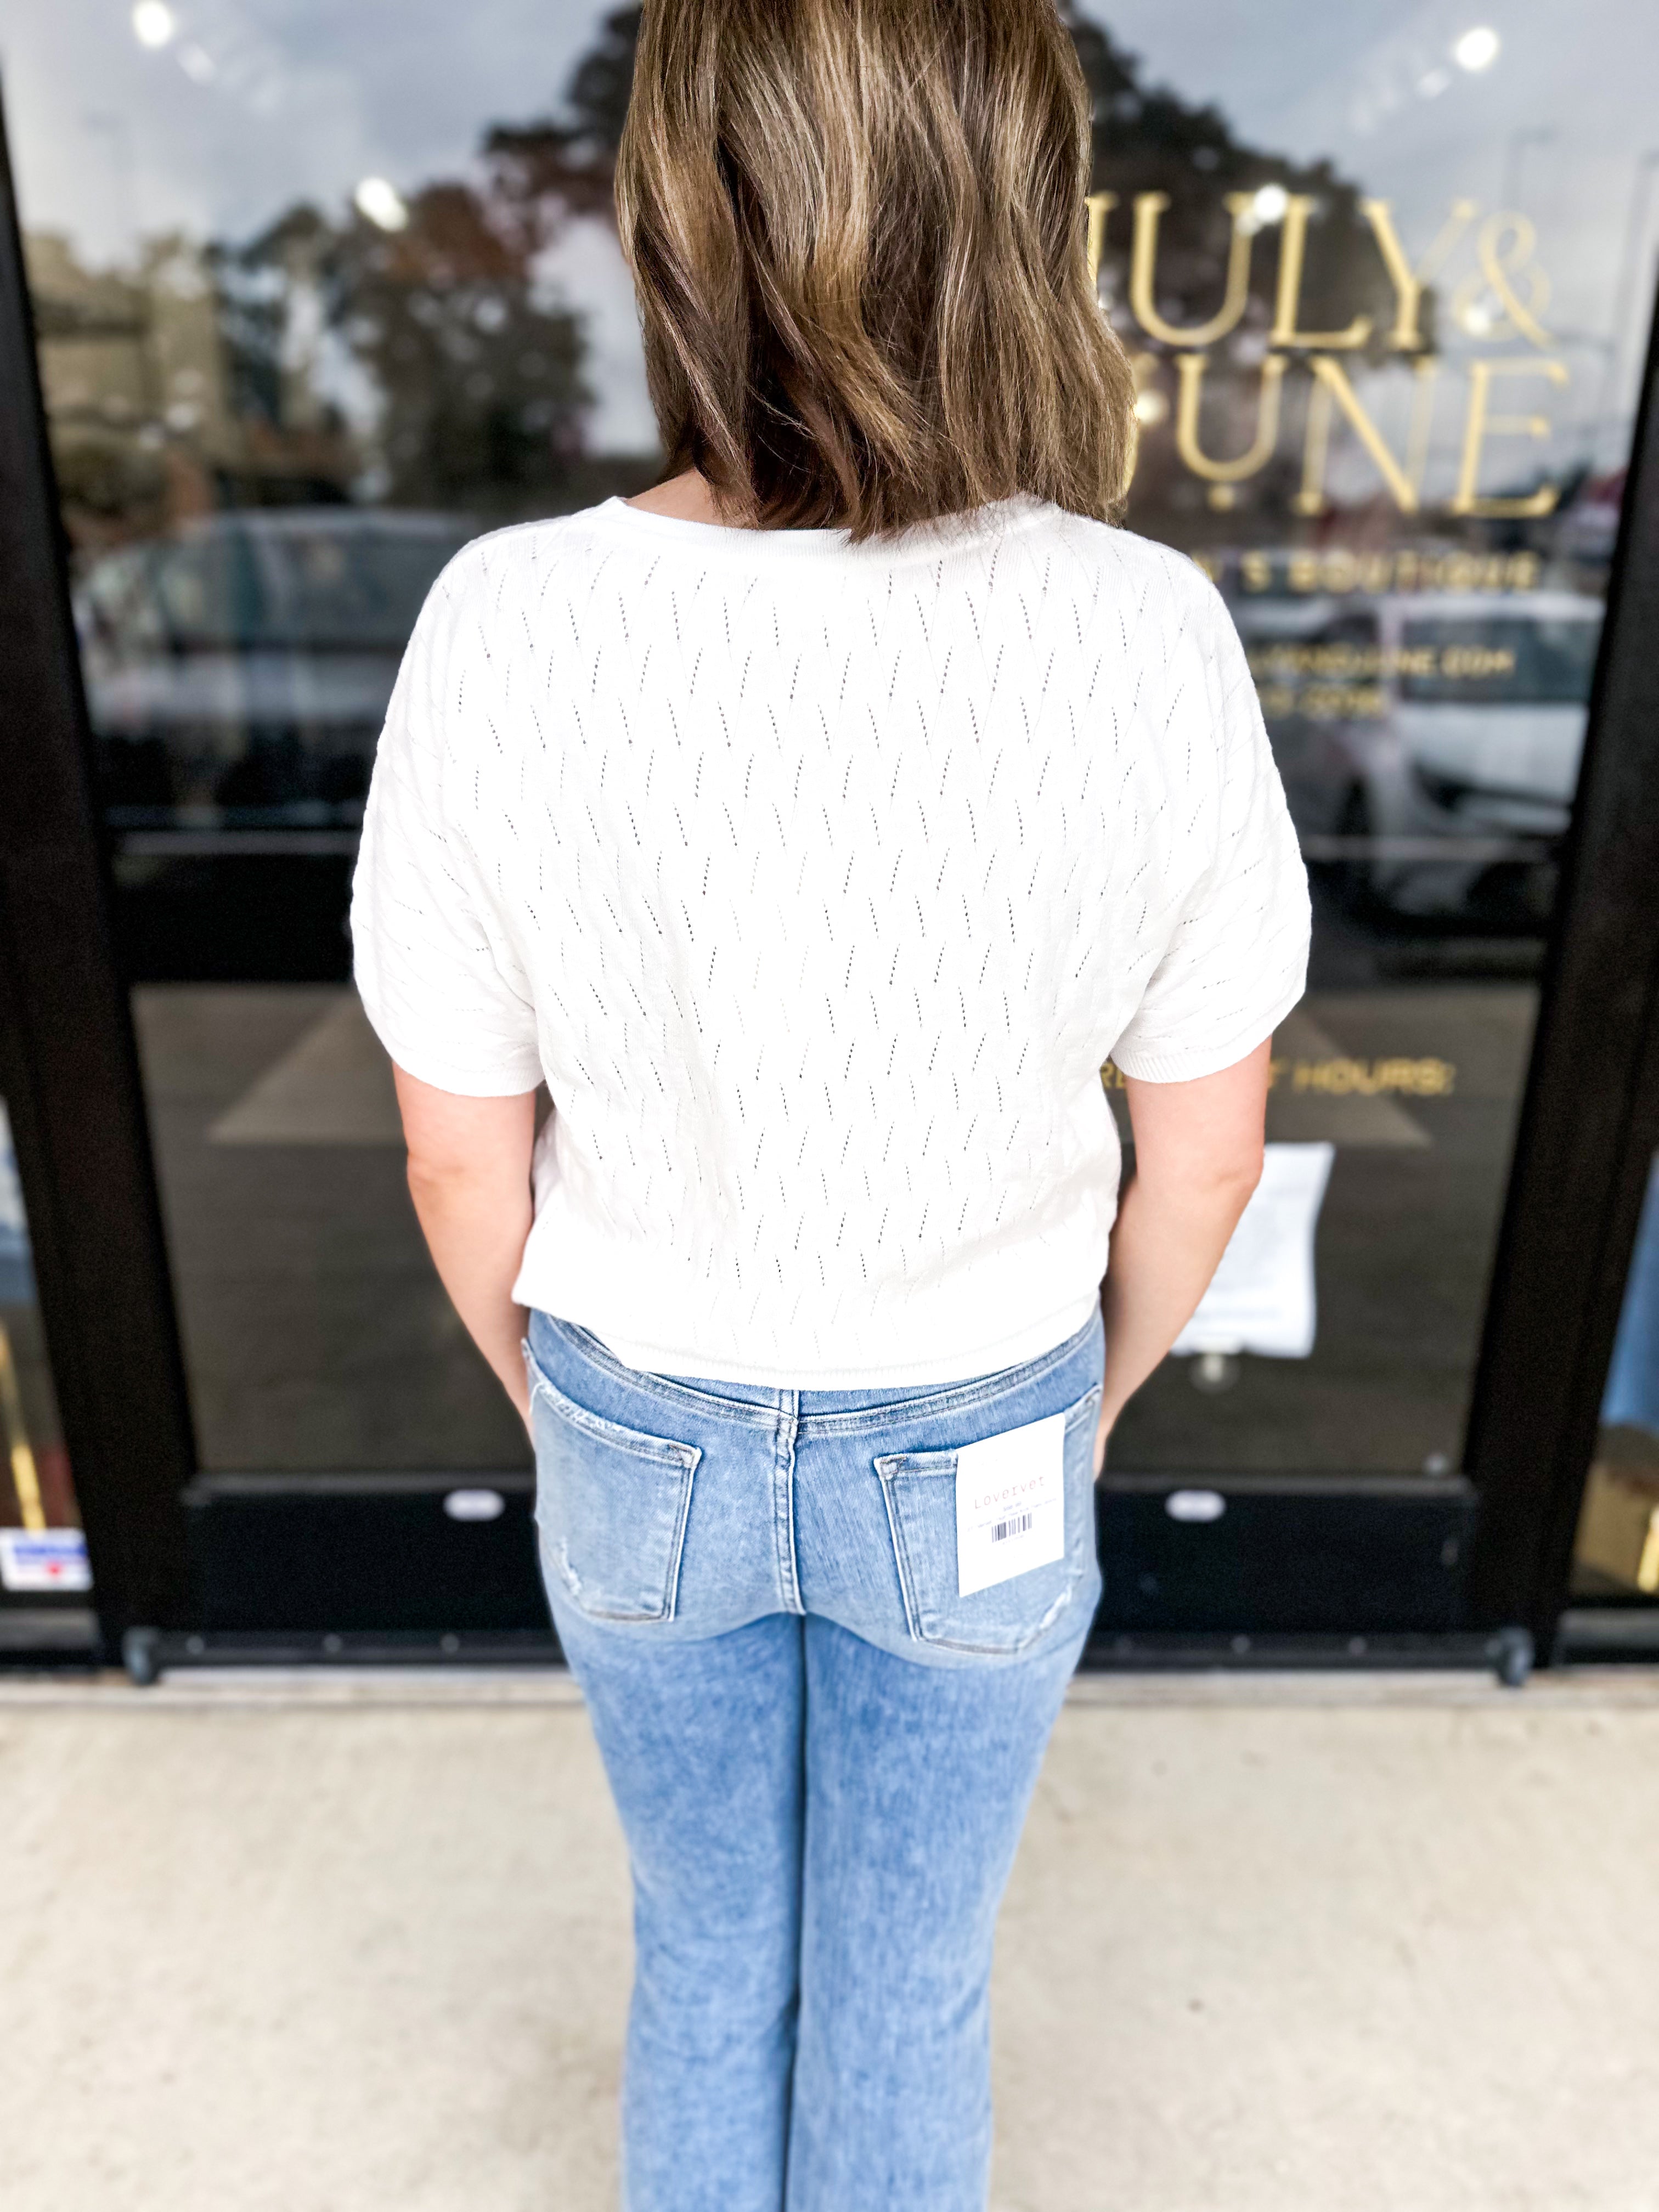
[524,1305,1104,2212]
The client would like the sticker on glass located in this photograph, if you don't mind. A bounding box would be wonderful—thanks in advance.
[0,1528,92,1593]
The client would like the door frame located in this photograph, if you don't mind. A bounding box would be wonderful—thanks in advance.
[0,93,197,1653]
[1460,278,1659,1645]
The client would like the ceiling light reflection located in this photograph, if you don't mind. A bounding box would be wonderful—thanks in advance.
[354,177,410,233]
[1452,26,1500,71]
[132,1,178,48]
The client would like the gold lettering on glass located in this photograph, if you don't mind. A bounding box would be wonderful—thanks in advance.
[1174,351,1288,507]
[1106,1057,1458,1097]
[1452,358,1570,516]
[1085,193,1117,289]
[1130,191,1257,347]
[1451,214,1553,348]
[1359,198,1477,350]
[1268,195,1371,349]
[1240,548,1540,595]
[1294,354,1438,515]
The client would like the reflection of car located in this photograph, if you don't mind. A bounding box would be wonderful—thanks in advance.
[1250,591,1604,923]
[1555,469,1624,579]
[75,509,473,833]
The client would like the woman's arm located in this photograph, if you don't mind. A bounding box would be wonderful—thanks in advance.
[393,1066,540,1428]
[1094,1039,1272,1473]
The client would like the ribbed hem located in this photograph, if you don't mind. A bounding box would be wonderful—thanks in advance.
[519,1285,1105,1392]
[1110,976,1308,1085]
[354,986,543,1099]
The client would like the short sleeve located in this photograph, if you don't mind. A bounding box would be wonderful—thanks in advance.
[350,554,543,1096]
[1110,584,1310,1083]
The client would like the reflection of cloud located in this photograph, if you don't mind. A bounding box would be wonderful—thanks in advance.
[0,0,617,260]
[129,0,298,117]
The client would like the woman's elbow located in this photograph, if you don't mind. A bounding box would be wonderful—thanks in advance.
[405,1149,495,1205]
[1224,1138,1266,1200]
[1193,1152,1263,1224]
[1142,1139,1263,1210]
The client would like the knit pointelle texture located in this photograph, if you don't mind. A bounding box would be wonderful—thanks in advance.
[352,494,1310,1386]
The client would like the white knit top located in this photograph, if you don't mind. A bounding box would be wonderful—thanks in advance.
[351,494,1310,1385]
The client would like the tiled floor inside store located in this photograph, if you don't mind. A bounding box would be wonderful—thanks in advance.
[3,1667,1657,2212]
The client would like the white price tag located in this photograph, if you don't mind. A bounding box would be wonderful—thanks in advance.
[955,1410,1066,1597]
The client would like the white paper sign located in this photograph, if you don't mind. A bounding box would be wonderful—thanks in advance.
[0,1528,92,1593]
[1172,1142,1335,1359]
[955,1410,1066,1596]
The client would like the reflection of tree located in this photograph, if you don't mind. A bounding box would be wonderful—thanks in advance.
[485,5,641,234]
[340,186,587,510]
[208,229,288,432]
[220,185,589,512]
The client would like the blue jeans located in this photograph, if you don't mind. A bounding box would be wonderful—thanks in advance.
[524,1306,1104,2212]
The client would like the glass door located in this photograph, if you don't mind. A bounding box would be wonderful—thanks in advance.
[1071,2,1659,1644]
[0,1,1656,1655]
[0,1,663,1643]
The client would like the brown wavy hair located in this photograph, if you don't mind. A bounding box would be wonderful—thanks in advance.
[616,0,1136,538]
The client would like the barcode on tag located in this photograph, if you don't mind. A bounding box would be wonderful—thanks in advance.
[956,1409,1066,1596]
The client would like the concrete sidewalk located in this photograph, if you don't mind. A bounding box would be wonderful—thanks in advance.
[3,1668,1657,2211]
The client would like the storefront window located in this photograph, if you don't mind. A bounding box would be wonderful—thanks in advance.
[1076,2,1652,1474]
[0,2,1654,1485]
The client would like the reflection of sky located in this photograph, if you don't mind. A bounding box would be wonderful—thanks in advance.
[0,0,656,442]
[0,0,608,251]
[1107,0,1658,372]
[2,0,1655,457]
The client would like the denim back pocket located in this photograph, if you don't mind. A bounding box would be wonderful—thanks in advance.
[527,1353,701,1623]
[874,1385,1099,1657]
